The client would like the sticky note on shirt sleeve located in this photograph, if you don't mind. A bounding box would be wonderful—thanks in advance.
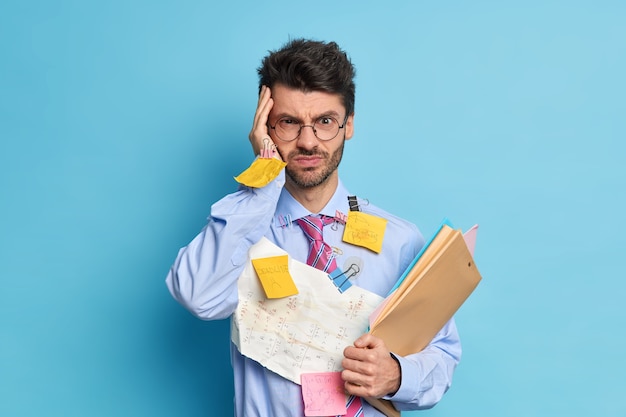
[343,211,387,253]
[234,158,287,188]
[251,255,298,298]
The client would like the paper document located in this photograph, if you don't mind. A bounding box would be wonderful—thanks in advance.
[231,237,383,384]
[366,223,482,417]
[369,224,481,355]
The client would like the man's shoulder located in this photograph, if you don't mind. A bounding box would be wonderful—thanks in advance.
[362,201,423,243]
[362,199,415,226]
[334,181,423,245]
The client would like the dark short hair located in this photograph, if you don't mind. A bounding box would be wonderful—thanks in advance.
[257,38,356,116]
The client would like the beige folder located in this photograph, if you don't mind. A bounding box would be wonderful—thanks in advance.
[365,224,482,416]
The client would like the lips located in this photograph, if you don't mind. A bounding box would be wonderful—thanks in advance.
[290,153,326,168]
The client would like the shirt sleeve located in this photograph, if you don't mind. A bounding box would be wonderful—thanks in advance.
[383,318,461,410]
[165,170,285,320]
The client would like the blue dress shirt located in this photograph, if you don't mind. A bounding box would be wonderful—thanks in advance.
[166,170,461,417]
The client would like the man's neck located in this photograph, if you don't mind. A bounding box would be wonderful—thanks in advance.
[284,175,339,214]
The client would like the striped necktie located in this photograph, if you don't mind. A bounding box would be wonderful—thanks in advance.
[296,215,338,272]
[296,215,364,417]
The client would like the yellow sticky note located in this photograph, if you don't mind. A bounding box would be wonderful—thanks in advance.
[234,158,287,188]
[251,255,299,299]
[342,211,387,253]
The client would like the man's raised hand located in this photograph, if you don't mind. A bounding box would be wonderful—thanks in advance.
[248,85,280,159]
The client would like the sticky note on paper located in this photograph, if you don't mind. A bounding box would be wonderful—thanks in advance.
[251,255,298,298]
[343,211,387,253]
[234,158,287,188]
[301,372,347,417]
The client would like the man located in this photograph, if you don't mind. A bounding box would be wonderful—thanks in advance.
[166,38,460,416]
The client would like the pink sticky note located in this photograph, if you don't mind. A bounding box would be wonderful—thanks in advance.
[463,224,479,257]
[301,372,346,416]
[369,297,389,328]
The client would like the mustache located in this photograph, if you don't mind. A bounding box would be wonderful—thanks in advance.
[287,149,328,158]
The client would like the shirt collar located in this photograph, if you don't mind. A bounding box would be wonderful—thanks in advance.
[275,180,351,223]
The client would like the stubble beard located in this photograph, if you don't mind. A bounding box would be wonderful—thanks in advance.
[283,140,345,189]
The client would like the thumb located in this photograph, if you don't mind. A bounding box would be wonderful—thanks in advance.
[354,333,382,349]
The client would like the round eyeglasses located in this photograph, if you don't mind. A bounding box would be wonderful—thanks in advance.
[269,115,348,142]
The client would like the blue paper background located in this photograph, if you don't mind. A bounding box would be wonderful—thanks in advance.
[2,1,625,416]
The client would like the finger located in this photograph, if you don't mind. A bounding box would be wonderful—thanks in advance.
[343,344,377,362]
[343,345,363,360]
[341,369,365,387]
[257,84,266,103]
[251,100,274,152]
[257,95,273,131]
[251,90,273,137]
[345,381,377,398]
[354,333,382,349]
[251,87,265,132]
[343,365,395,398]
[252,85,272,129]
[342,356,375,377]
[249,87,275,155]
[342,372,376,397]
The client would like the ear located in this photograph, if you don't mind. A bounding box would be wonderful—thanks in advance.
[344,113,355,140]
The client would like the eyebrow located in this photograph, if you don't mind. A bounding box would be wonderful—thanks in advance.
[274,110,343,121]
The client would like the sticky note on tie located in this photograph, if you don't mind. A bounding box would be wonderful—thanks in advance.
[301,372,347,417]
[251,255,298,298]
[234,158,287,188]
[343,211,387,253]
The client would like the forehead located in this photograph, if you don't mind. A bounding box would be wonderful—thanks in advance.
[270,83,345,118]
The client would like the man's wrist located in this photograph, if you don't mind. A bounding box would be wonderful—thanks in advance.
[386,352,402,397]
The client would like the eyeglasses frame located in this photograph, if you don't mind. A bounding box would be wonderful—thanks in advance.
[268,114,350,142]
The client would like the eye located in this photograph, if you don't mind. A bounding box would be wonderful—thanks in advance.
[317,117,334,126]
[278,117,298,126]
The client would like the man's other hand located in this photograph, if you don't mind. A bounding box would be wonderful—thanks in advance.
[341,333,402,399]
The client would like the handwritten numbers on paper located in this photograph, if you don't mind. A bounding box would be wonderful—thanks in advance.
[343,211,387,253]
[301,372,347,416]
[251,255,299,298]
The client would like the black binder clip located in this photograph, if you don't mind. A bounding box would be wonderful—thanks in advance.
[347,196,360,212]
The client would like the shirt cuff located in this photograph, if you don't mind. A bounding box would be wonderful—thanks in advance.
[237,166,285,196]
[250,167,285,198]
[381,353,420,403]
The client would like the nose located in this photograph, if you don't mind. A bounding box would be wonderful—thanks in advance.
[296,124,319,149]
